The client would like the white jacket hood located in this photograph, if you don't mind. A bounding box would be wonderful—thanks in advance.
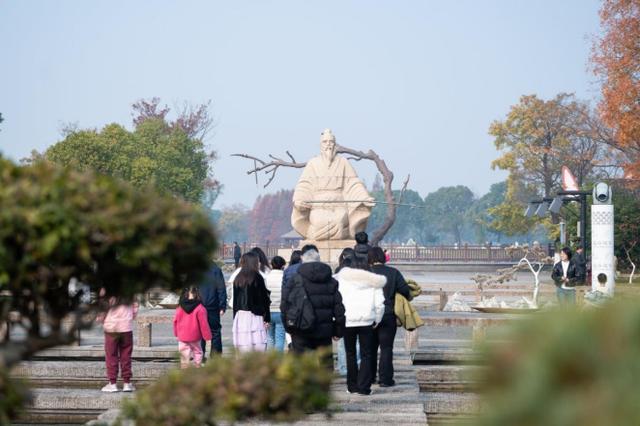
[335,267,387,290]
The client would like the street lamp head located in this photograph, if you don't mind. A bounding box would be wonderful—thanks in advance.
[549,197,563,214]
[524,203,536,217]
[535,201,549,217]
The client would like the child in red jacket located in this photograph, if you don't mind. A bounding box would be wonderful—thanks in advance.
[173,287,212,368]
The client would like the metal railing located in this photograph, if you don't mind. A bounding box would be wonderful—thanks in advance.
[217,242,547,263]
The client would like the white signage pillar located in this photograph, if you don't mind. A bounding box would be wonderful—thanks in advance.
[591,204,615,295]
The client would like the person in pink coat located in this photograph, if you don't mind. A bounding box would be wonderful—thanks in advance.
[97,292,139,393]
[173,286,212,368]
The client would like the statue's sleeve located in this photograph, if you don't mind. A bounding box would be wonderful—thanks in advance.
[342,159,370,205]
[292,160,315,203]
[291,160,316,238]
[341,158,373,236]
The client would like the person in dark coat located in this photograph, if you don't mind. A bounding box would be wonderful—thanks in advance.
[281,248,345,366]
[354,231,371,263]
[551,247,578,305]
[574,246,587,285]
[198,263,227,357]
[368,246,411,386]
[233,242,242,268]
[232,252,271,352]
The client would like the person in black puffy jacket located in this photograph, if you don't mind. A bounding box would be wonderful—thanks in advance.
[281,247,345,364]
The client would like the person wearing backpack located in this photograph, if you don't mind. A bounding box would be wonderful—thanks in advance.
[281,246,345,366]
[335,255,385,396]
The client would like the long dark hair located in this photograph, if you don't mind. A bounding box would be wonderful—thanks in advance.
[337,248,369,272]
[289,250,302,266]
[368,246,386,265]
[251,247,269,273]
[336,248,356,273]
[234,252,261,287]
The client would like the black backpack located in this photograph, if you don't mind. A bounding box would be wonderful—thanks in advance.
[284,278,316,333]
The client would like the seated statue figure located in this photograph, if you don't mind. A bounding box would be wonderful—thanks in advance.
[291,129,374,241]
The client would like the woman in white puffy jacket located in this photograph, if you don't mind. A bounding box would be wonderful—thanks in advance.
[335,255,386,396]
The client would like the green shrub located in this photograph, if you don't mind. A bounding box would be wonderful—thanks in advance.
[0,157,216,421]
[119,351,333,426]
[0,367,29,424]
[473,301,640,426]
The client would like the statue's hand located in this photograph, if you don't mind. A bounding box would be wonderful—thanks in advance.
[294,200,311,210]
[364,197,376,208]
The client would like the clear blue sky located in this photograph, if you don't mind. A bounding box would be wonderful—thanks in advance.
[0,0,602,207]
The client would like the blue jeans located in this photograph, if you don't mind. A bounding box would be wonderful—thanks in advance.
[556,287,576,305]
[336,338,360,376]
[267,312,286,352]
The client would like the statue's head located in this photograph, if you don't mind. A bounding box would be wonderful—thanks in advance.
[320,129,337,163]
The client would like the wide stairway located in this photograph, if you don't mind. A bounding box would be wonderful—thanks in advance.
[10,312,428,425]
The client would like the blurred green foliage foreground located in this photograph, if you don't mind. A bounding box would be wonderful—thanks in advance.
[473,300,640,426]
[118,350,334,426]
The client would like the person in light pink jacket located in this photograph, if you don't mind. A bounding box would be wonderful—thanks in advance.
[173,286,212,368]
[97,293,139,393]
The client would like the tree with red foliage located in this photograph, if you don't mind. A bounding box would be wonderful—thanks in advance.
[592,0,640,185]
[248,190,294,243]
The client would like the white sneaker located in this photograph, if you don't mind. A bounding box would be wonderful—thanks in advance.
[101,383,119,393]
[122,383,136,392]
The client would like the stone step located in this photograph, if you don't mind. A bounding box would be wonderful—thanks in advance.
[423,392,480,416]
[294,410,427,425]
[90,405,427,426]
[412,348,479,365]
[34,344,180,361]
[416,365,483,392]
[18,388,130,424]
[11,360,175,389]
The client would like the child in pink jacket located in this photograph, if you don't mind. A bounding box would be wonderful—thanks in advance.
[174,287,212,368]
[97,294,138,393]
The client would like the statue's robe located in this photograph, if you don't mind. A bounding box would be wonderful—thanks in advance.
[292,155,371,241]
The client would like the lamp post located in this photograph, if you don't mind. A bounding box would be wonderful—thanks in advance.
[556,190,590,251]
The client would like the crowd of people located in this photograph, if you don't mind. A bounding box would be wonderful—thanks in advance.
[98,232,415,396]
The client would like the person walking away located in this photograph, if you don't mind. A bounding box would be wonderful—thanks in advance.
[369,246,411,387]
[334,248,359,376]
[233,252,271,352]
[173,286,212,368]
[281,246,345,367]
[227,247,270,311]
[251,246,271,274]
[98,294,138,392]
[574,246,587,285]
[551,247,578,305]
[335,256,385,395]
[233,242,242,268]
[198,262,227,358]
[265,256,286,351]
[354,231,371,263]
[282,250,302,350]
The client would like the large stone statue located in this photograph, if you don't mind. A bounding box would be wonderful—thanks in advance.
[292,129,374,242]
